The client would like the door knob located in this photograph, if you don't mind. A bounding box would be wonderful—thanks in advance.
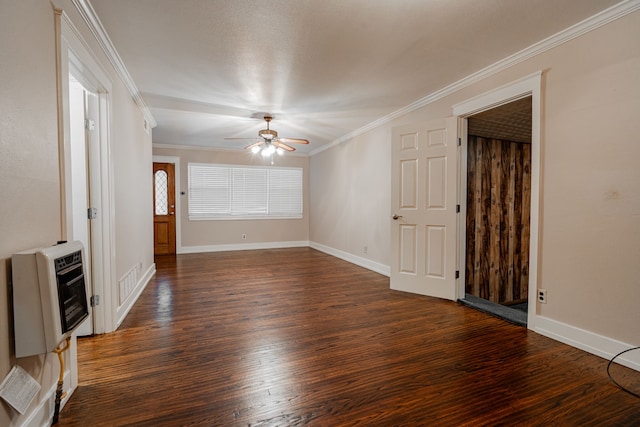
[392,214,403,220]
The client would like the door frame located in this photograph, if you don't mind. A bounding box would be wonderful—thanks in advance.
[56,10,115,335]
[153,155,181,254]
[453,71,542,329]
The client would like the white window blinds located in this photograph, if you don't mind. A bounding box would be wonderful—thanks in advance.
[188,163,303,220]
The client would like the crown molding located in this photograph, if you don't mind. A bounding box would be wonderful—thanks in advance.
[71,0,157,128]
[152,143,309,157]
[310,0,640,156]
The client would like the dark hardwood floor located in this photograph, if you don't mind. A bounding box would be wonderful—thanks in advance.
[58,248,639,426]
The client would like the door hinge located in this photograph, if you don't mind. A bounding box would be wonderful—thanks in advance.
[85,118,96,131]
[456,204,460,213]
[88,207,98,220]
[455,270,460,279]
[90,295,100,307]
[457,137,462,147]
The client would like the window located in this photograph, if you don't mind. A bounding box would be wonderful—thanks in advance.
[154,170,168,215]
[188,163,303,220]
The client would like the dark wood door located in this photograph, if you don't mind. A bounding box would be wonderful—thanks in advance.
[153,162,176,255]
[465,136,531,305]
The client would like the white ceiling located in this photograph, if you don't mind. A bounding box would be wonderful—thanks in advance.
[89,0,620,154]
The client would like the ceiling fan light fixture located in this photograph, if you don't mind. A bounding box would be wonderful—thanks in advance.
[228,115,308,158]
[261,144,276,157]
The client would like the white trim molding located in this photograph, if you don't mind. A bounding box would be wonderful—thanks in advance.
[309,241,391,277]
[179,240,391,277]
[180,240,309,254]
[310,0,640,156]
[56,9,117,336]
[535,316,640,372]
[10,358,73,427]
[153,143,309,157]
[70,0,157,128]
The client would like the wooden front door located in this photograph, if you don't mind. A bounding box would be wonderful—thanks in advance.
[153,162,176,255]
[390,118,458,300]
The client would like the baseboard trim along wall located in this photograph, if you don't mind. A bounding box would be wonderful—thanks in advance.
[307,242,638,373]
[15,364,72,427]
[309,241,391,277]
[534,316,640,372]
[179,241,310,254]
[115,263,156,328]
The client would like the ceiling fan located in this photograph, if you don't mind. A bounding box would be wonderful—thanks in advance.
[225,115,309,156]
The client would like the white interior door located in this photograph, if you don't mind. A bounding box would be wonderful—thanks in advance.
[390,117,458,300]
[69,76,95,336]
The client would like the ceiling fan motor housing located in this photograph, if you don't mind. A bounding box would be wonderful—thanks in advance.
[259,129,278,140]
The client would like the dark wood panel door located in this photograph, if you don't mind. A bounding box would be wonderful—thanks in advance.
[465,136,531,304]
[153,162,176,255]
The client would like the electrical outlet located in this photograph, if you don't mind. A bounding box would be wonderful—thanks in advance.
[242,234,247,240]
[538,289,547,304]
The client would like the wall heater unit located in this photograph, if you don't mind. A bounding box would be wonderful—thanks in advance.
[12,241,89,357]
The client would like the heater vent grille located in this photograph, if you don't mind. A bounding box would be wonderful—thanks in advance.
[118,264,139,305]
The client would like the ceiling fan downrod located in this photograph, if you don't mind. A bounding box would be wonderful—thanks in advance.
[258,115,278,140]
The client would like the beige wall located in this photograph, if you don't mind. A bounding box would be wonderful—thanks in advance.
[310,130,391,264]
[0,0,153,424]
[0,1,61,424]
[153,146,309,249]
[111,86,154,276]
[311,10,640,345]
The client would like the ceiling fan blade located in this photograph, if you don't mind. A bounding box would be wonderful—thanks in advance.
[274,141,296,152]
[244,141,265,150]
[225,137,260,140]
[278,137,309,145]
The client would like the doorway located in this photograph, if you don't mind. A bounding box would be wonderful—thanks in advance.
[461,97,532,325]
[453,72,542,329]
[58,10,116,335]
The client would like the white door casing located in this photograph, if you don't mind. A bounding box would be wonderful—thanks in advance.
[57,10,115,335]
[453,71,542,329]
[390,117,458,300]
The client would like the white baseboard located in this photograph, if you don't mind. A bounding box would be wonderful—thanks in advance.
[307,244,639,373]
[179,240,391,277]
[115,263,156,329]
[13,369,73,427]
[534,316,640,372]
[309,241,391,277]
[179,240,309,254]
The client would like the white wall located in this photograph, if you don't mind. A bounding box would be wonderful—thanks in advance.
[310,10,640,351]
[0,0,154,425]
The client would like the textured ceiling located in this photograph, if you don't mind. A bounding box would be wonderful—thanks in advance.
[88,0,620,154]
[468,97,532,144]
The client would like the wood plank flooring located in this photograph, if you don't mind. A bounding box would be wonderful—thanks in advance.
[58,248,640,426]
